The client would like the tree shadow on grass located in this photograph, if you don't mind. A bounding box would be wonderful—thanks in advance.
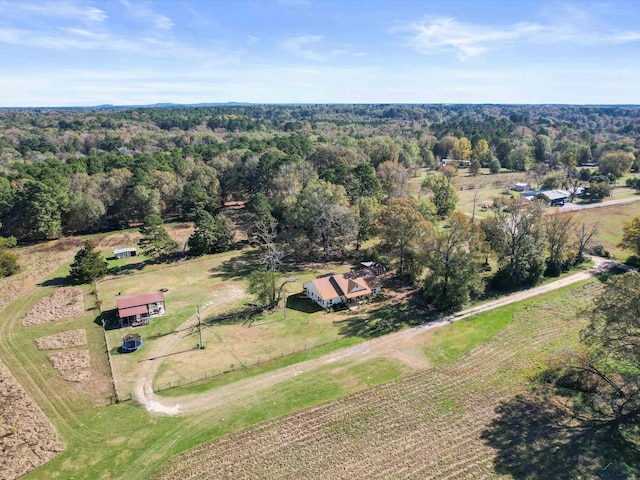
[209,248,262,281]
[107,259,149,276]
[334,293,435,339]
[38,275,73,287]
[481,393,640,479]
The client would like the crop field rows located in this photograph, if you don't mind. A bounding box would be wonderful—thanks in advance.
[157,282,598,479]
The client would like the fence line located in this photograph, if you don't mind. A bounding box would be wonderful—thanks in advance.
[94,280,123,404]
[152,339,337,393]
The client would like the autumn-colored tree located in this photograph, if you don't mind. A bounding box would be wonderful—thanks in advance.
[619,216,640,256]
[451,137,472,161]
[378,198,430,276]
[472,139,491,166]
[599,150,635,178]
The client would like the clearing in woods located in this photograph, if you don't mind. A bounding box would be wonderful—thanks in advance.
[157,280,616,480]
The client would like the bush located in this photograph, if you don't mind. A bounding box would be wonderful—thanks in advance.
[589,244,611,259]
[0,248,19,277]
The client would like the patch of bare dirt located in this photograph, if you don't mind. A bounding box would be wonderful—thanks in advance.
[47,350,90,382]
[36,330,87,350]
[21,288,84,327]
[0,361,64,480]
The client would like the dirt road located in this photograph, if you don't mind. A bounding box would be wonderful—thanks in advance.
[134,257,613,416]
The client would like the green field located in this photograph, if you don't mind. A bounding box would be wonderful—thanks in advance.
[574,200,640,259]
[0,236,620,480]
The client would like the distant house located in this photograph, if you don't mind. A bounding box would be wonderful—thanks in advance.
[441,158,471,168]
[303,263,384,310]
[522,189,571,206]
[514,182,531,192]
[116,292,165,327]
[113,247,137,259]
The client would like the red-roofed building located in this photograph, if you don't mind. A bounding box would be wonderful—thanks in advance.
[116,291,166,327]
[303,272,381,310]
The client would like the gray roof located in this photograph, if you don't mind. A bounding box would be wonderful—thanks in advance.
[522,189,570,201]
[113,247,137,255]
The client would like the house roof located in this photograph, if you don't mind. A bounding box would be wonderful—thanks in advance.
[118,305,149,317]
[304,274,371,301]
[116,292,165,310]
[113,247,136,255]
[522,189,570,201]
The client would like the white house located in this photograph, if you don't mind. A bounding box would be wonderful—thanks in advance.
[303,273,381,310]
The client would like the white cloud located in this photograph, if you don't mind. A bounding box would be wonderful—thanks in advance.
[120,0,174,30]
[0,1,107,22]
[280,34,328,61]
[247,35,260,45]
[393,12,640,60]
[393,16,542,60]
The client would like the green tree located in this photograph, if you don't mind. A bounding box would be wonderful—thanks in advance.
[508,145,534,171]
[469,159,481,176]
[17,180,63,240]
[544,212,579,276]
[246,270,279,306]
[138,214,178,262]
[619,216,640,256]
[588,179,611,200]
[378,198,430,276]
[354,196,380,250]
[69,240,107,284]
[481,200,547,289]
[564,272,640,429]
[187,210,234,256]
[423,212,484,311]
[488,157,501,174]
[422,174,458,217]
[599,150,635,178]
[532,135,551,163]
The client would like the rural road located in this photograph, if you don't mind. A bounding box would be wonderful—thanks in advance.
[134,256,614,416]
[557,193,640,212]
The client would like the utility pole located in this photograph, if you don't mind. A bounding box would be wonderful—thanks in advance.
[197,306,203,349]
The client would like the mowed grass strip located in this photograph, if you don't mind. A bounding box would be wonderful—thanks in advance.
[155,280,601,480]
[423,303,518,366]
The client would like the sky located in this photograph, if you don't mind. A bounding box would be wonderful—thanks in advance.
[0,0,639,106]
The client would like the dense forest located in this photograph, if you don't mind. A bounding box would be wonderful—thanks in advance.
[1,104,639,304]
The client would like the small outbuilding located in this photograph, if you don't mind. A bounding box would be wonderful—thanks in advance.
[116,291,165,327]
[514,183,531,192]
[113,247,137,259]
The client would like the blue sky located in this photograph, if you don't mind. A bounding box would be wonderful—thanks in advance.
[0,0,639,106]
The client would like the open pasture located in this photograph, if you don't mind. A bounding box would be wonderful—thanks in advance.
[574,200,640,259]
[98,247,380,395]
[156,281,610,480]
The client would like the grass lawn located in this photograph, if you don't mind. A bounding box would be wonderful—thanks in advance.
[98,247,394,395]
[3,246,609,480]
[574,200,640,259]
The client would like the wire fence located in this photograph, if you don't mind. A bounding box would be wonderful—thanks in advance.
[152,339,338,393]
